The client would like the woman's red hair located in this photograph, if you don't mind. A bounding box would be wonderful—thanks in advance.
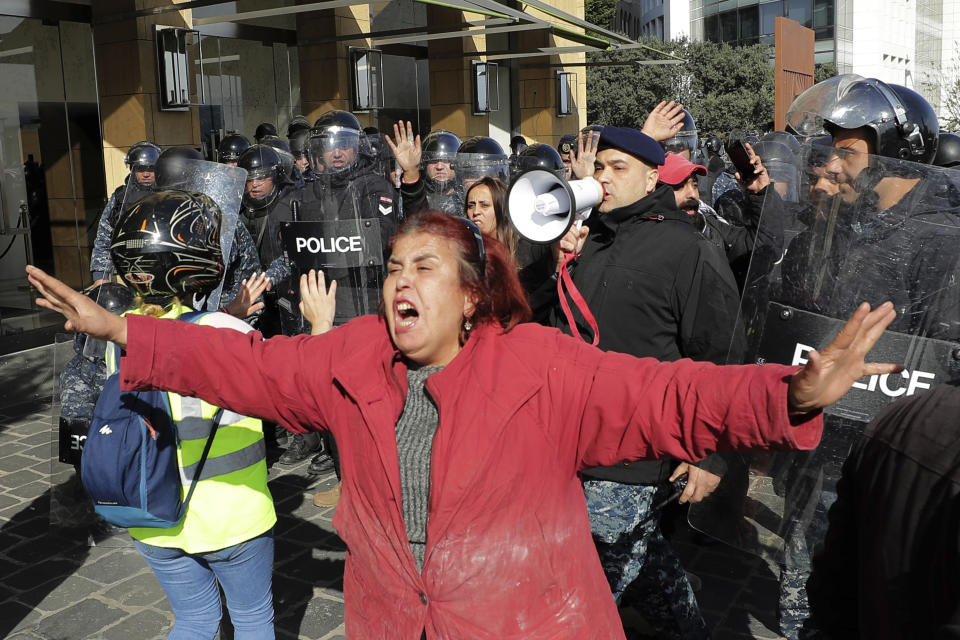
[389,210,531,332]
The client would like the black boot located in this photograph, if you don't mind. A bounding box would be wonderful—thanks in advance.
[308,452,335,474]
[277,432,320,465]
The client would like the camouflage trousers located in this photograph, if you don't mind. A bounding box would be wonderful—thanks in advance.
[584,480,709,640]
[778,486,837,640]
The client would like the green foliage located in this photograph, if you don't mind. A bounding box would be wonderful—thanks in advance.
[587,37,776,136]
[585,0,619,32]
[815,62,838,84]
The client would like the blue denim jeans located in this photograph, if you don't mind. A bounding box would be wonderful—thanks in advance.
[134,530,275,640]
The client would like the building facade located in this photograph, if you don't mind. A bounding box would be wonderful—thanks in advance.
[0,0,623,353]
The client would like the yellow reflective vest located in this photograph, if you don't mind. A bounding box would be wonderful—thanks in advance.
[108,304,276,553]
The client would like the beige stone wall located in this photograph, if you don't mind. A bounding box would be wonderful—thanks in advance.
[93,1,201,196]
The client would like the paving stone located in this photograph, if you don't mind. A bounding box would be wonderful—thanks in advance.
[102,572,167,608]
[75,548,150,585]
[0,599,42,638]
[285,593,346,640]
[0,468,46,488]
[101,608,172,640]
[33,598,126,640]
[18,444,54,462]
[0,454,42,473]
[7,557,85,594]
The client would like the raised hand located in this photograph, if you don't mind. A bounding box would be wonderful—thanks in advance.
[641,101,687,143]
[299,269,337,336]
[224,272,271,319]
[734,142,771,193]
[570,130,600,180]
[26,265,128,347]
[788,302,900,414]
[385,120,422,180]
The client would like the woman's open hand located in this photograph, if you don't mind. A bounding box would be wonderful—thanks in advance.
[26,265,128,347]
[299,269,337,336]
[788,301,900,414]
[224,272,271,319]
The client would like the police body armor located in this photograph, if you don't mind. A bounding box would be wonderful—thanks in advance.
[688,145,960,563]
[281,134,398,333]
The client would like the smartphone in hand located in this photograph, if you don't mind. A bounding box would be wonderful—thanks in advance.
[727,140,758,183]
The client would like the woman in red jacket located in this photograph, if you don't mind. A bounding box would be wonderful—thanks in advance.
[28,211,897,640]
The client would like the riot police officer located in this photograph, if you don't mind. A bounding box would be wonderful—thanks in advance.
[90,141,160,283]
[286,115,311,141]
[456,136,509,193]
[660,109,698,160]
[510,142,568,181]
[289,128,315,181]
[296,110,398,480]
[254,122,278,143]
[217,132,251,166]
[934,131,960,168]
[237,144,298,292]
[774,74,948,640]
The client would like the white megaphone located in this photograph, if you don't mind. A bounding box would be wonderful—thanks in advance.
[506,169,604,244]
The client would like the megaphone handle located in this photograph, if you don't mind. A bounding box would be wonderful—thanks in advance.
[557,252,599,346]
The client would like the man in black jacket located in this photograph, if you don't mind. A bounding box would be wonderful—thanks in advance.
[805,381,960,638]
[538,126,740,639]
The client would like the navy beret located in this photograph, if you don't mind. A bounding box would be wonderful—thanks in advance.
[597,126,665,167]
[557,134,577,155]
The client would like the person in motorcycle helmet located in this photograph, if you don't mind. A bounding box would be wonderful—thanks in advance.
[218,133,251,166]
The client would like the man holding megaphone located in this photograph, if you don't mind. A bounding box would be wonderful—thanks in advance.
[526,114,742,637]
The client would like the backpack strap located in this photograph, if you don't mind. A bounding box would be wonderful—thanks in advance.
[178,407,223,516]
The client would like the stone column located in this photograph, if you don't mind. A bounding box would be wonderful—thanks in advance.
[91,0,200,195]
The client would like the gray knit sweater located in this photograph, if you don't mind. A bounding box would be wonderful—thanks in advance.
[395,364,444,571]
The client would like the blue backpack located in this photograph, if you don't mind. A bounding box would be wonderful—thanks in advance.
[80,311,220,529]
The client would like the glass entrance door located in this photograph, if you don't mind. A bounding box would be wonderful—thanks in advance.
[0,16,104,353]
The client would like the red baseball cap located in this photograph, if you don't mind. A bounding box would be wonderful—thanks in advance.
[657,153,707,186]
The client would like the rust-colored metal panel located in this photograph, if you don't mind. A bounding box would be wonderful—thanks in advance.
[774,17,815,131]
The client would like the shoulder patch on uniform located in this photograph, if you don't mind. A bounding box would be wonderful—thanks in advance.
[379,195,393,216]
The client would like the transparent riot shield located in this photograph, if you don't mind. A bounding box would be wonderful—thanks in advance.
[50,333,131,547]
[279,217,385,332]
[152,158,247,309]
[689,145,960,563]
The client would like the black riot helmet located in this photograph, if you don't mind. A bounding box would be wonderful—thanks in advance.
[761,130,802,154]
[217,133,251,164]
[309,110,367,177]
[259,135,291,154]
[288,128,310,160]
[787,74,939,164]
[511,143,567,180]
[703,134,724,157]
[456,136,509,188]
[237,144,285,211]
[154,147,203,187]
[286,116,311,139]
[662,109,698,157]
[125,141,161,173]
[421,130,461,191]
[510,135,528,154]
[254,122,278,142]
[111,191,223,301]
[934,132,960,168]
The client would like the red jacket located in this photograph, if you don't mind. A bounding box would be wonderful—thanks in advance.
[121,314,822,639]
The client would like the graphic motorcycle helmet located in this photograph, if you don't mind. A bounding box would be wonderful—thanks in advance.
[110,191,223,300]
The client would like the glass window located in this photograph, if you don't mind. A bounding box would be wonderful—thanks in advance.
[813,0,834,28]
[788,0,812,27]
[739,5,760,39]
[720,10,738,41]
[705,14,720,40]
[760,1,783,35]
